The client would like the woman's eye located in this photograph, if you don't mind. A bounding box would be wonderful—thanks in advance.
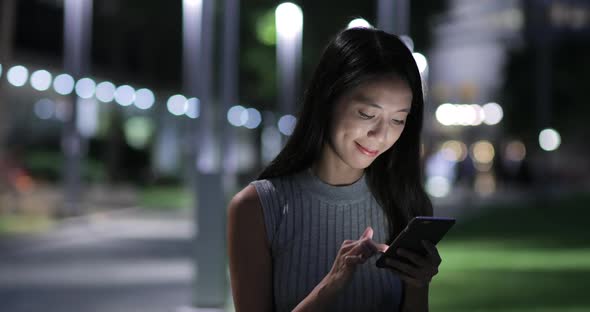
[358,111,374,119]
[392,119,405,126]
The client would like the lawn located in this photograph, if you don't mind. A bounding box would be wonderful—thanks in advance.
[430,193,590,311]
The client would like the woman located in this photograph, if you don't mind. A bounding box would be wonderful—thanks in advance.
[228,27,441,312]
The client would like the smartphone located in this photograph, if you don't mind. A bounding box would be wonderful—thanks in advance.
[376,216,456,268]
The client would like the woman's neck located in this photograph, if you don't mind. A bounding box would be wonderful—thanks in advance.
[311,144,364,186]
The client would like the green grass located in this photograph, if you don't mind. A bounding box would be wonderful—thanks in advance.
[430,193,590,312]
[138,186,193,210]
[0,213,55,235]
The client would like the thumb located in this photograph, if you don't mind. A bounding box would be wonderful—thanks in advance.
[360,226,373,240]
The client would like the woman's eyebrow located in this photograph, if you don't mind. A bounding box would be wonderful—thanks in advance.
[354,94,411,112]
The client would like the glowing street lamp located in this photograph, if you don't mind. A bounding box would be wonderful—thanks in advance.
[275,2,302,145]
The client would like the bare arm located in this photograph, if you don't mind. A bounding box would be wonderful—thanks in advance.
[401,283,429,312]
[228,185,388,311]
[227,185,273,312]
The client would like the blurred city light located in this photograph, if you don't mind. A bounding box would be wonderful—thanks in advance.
[441,140,468,162]
[475,172,496,196]
[539,128,561,151]
[471,140,495,172]
[7,65,29,87]
[347,18,372,29]
[75,77,96,99]
[278,114,296,135]
[436,102,503,126]
[482,102,503,125]
[412,52,428,74]
[77,98,99,137]
[435,103,456,126]
[262,125,282,164]
[183,0,201,8]
[33,98,56,120]
[227,105,248,127]
[275,3,303,40]
[185,97,200,119]
[505,140,526,162]
[400,35,414,52]
[30,70,53,91]
[124,116,155,149]
[53,73,75,95]
[426,176,451,198]
[244,108,262,129]
[167,94,188,116]
[95,81,116,103]
[114,85,135,106]
[255,9,277,46]
[134,88,155,110]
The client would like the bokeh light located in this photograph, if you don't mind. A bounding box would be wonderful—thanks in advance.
[33,98,55,120]
[441,140,468,162]
[426,176,451,198]
[114,85,136,106]
[275,2,303,40]
[95,81,116,103]
[482,102,503,125]
[30,70,53,91]
[539,128,561,151]
[53,74,75,95]
[244,108,262,129]
[186,97,200,119]
[347,18,371,29]
[167,94,188,116]
[471,140,495,164]
[278,114,296,135]
[505,140,526,162]
[227,105,248,127]
[7,65,29,87]
[75,77,96,99]
[134,88,155,110]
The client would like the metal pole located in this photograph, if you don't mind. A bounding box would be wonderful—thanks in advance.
[221,0,240,194]
[0,0,17,160]
[377,0,394,33]
[377,0,409,35]
[62,0,92,216]
[182,0,226,308]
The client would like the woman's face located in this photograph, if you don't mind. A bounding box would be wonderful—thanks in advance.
[327,76,413,170]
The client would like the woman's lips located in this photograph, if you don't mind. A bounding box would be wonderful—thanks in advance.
[355,142,378,157]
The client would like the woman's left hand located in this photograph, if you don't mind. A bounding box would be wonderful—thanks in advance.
[381,240,442,288]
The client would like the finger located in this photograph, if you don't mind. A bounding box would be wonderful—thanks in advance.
[385,258,420,277]
[360,226,373,240]
[345,254,365,266]
[397,248,429,267]
[386,266,426,288]
[375,243,389,253]
[421,241,442,264]
[351,239,377,256]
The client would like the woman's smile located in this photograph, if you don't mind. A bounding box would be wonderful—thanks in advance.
[355,141,379,157]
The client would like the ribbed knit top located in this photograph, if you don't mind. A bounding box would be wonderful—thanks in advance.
[250,168,403,312]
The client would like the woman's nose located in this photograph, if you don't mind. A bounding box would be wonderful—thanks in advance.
[367,120,388,143]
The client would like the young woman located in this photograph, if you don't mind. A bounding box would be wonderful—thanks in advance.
[228,27,441,312]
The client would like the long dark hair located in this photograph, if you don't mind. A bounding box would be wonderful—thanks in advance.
[257,27,432,244]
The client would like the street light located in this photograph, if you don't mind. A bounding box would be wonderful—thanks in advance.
[348,18,372,29]
[275,2,302,145]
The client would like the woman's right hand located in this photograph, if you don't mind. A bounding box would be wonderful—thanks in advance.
[322,226,389,295]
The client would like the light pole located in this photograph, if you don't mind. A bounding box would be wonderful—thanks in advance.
[62,0,92,216]
[377,0,409,35]
[182,0,226,309]
[275,2,302,146]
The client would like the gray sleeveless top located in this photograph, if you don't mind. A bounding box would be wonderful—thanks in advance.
[250,168,403,312]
